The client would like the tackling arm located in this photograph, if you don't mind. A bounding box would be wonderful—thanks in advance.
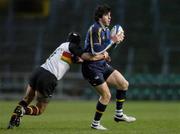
[69,42,110,63]
[81,51,110,61]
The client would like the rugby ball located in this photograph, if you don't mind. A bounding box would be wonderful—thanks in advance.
[111,25,124,37]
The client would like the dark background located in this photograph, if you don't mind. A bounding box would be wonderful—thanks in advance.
[0,0,180,100]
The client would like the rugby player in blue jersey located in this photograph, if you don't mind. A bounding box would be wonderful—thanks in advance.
[82,4,136,130]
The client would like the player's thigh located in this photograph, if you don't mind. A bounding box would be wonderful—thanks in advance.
[106,70,129,90]
[23,84,36,104]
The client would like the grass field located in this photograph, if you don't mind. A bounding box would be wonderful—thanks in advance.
[0,100,180,134]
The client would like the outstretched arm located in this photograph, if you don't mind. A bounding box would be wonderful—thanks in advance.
[81,51,110,61]
[72,52,110,63]
[69,42,110,63]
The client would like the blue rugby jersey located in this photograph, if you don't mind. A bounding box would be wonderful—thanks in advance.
[84,22,113,55]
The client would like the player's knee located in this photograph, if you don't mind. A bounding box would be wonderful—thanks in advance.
[121,80,129,90]
[38,108,45,115]
[106,93,111,102]
[35,105,46,115]
[38,110,43,115]
[101,92,111,103]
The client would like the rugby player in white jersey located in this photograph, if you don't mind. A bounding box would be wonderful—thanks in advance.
[7,32,110,129]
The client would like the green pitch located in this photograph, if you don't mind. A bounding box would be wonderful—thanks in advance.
[0,100,180,134]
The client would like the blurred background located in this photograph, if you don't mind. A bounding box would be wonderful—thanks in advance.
[0,0,180,100]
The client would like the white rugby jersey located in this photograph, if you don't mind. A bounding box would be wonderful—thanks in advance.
[41,42,73,80]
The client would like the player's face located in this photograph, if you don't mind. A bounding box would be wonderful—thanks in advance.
[100,12,111,26]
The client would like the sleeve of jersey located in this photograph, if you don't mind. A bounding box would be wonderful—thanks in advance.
[90,27,113,55]
[69,43,84,57]
[69,43,84,63]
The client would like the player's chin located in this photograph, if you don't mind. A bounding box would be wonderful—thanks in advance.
[106,22,110,26]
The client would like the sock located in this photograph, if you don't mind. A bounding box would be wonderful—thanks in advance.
[116,90,126,115]
[18,100,28,108]
[93,101,107,124]
[11,100,27,116]
[25,105,40,116]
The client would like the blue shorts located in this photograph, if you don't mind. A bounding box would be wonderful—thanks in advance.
[82,61,114,86]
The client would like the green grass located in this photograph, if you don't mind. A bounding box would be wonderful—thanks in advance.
[0,100,180,134]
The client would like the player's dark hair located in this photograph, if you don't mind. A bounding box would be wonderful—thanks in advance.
[94,4,111,22]
[67,32,81,45]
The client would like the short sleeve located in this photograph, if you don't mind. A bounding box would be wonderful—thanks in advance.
[69,43,84,57]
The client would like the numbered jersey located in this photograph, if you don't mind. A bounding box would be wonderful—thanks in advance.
[41,42,73,80]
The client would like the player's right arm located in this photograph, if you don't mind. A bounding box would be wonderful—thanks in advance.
[81,51,109,61]
[69,42,110,62]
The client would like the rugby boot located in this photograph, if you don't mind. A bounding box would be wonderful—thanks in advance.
[7,106,25,129]
[114,113,136,123]
[91,120,107,130]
